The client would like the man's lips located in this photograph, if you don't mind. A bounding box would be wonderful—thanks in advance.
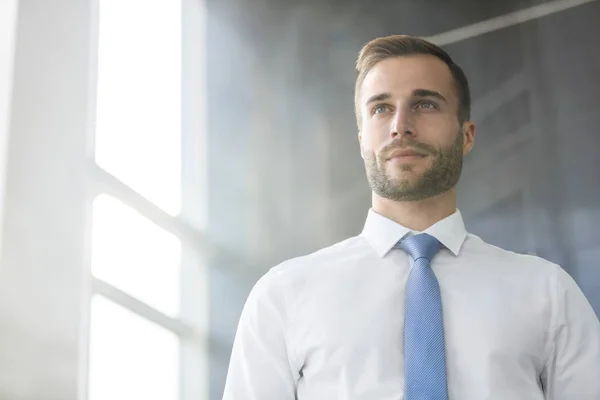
[386,149,427,160]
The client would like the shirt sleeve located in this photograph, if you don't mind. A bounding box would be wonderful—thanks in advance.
[542,267,600,399]
[222,268,299,400]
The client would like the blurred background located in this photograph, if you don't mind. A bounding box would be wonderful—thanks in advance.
[0,0,598,399]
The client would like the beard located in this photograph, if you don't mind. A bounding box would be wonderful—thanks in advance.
[363,131,464,202]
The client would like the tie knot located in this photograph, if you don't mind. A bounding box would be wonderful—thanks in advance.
[397,233,442,261]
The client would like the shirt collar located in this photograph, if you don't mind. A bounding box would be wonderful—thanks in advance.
[360,208,467,258]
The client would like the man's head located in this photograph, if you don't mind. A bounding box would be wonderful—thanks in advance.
[355,35,475,202]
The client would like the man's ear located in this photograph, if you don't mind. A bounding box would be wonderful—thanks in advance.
[462,121,476,156]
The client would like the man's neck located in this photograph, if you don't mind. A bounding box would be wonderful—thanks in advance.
[372,189,457,232]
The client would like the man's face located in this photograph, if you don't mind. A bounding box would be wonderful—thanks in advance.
[358,54,475,201]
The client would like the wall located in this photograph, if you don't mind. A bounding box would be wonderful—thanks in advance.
[0,1,92,399]
[206,0,600,397]
[0,0,19,261]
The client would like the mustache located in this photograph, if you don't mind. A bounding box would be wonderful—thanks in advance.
[380,138,436,158]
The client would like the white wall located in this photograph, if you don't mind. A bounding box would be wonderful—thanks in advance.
[0,0,19,261]
[0,1,93,399]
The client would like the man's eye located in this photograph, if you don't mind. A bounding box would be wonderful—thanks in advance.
[416,101,437,109]
[373,105,389,114]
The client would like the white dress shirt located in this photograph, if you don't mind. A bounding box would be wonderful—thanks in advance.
[223,209,600,400]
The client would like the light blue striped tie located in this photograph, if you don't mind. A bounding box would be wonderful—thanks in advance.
[397,233,448,400]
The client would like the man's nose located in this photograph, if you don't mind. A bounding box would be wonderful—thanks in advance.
[389,107,414,139]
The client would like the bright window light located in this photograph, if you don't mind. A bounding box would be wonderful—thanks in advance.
[94,0,182,215]
[88,295,180,400]
[91,194,181,316]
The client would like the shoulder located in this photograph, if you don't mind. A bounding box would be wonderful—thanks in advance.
[269,234,369,278]
[238,235,368,323]
[240,235,369,319]
[253,234,371,293]
[460,232,569,292]
[459,233,592,319]
[464,232,562,271]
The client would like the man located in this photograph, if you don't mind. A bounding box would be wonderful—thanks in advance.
[222,35,600,399]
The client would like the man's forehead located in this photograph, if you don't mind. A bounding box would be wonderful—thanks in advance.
[360,56,455,100]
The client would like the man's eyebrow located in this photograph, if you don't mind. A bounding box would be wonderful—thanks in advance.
[364,92,392,107]
[413,89,448,103]
[364,90,449,107]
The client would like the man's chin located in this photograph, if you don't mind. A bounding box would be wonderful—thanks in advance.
[381,177,421,194]
[374,186,428,202]
[386,168,423,183]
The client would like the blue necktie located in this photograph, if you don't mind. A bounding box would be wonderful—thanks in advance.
[397,233,448,400]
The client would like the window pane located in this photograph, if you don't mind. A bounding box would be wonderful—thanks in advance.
[91,194,181,316]
[95,0,182,215]
[88,295,179,400]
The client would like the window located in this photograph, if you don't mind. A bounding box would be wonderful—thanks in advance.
[88,295,180,400]
[94,0,182,215]
[91,194,182,317]
[86,0,207,399]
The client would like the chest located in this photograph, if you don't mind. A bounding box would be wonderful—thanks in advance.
[289,264,549,380]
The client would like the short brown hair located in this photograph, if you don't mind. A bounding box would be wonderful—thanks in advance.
[354,35,471,128]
